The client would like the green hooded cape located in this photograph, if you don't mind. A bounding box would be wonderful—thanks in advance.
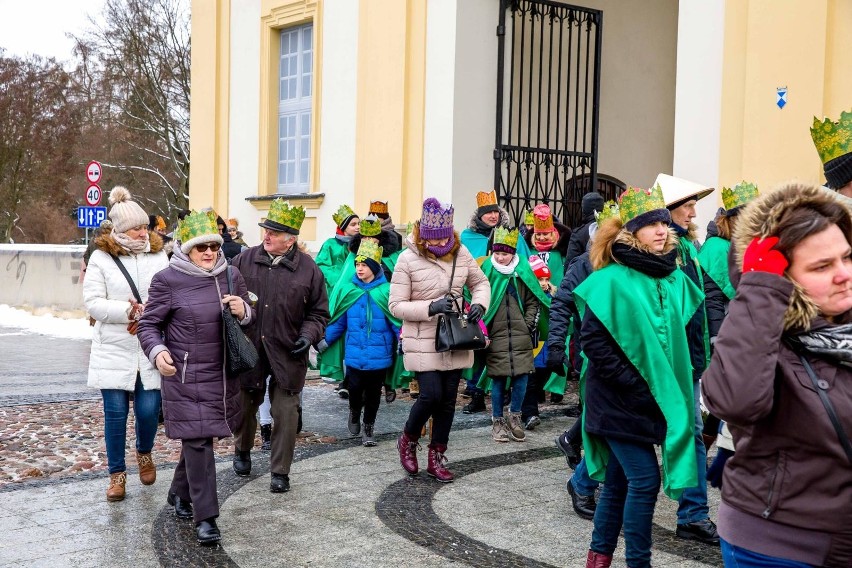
[574,262,704,500]
[696,236,735,300]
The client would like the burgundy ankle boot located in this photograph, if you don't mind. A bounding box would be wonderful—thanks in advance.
[427,444,454,483]
[585,550,613,568]
[397,431,419,475]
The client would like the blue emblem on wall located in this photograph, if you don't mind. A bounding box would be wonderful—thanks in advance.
[776,86,788,109]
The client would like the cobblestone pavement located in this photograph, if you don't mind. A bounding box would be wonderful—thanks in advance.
[0,330,723,567]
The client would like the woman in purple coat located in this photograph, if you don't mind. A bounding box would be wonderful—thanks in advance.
[138,210,252,546]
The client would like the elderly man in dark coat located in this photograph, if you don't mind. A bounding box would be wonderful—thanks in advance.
[230,199,330,493]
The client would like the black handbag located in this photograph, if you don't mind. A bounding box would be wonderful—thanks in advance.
[222,266,259,375]
[434,256,487,353]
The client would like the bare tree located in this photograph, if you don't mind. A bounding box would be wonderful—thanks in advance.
[74,0,190,214]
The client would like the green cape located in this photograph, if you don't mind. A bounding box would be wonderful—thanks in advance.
[574,263,704,499]
[315,237,351,296]
[319,275,412,389]
[696,236,735,300]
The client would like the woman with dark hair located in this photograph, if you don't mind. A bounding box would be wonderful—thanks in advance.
[702,182,852,567]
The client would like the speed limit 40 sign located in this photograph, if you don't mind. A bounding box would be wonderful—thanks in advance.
[85,184,102,206]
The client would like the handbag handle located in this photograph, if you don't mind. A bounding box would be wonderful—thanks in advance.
[225,264,234,295]
[799,354,852,464]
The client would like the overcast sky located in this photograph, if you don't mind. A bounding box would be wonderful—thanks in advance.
[0,0,106,62]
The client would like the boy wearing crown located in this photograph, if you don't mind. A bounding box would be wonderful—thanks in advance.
[476,228,550,443]
[316,204,361,297]
[316,239,402,447]
[230,199,330,493]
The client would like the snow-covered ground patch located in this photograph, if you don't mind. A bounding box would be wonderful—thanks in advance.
[0,305,92,340]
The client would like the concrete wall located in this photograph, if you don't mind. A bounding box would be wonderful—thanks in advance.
[0,245,86,311]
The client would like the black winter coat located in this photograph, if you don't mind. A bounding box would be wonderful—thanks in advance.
[546,252,593,365]
[678,244,708,380]
[565,221,593,265]
[221,232,243,261]
[703,270,727,340]
[580,307,666,445]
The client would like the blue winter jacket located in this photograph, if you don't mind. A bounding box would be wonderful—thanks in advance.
[324,273,400,371]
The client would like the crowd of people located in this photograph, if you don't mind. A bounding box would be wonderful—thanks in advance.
[81,106,852,567]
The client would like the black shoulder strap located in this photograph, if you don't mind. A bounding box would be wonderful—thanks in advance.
[799,355,852,464]
[109,254,142,303]
[226,264,234,295]
[446,254,458,296]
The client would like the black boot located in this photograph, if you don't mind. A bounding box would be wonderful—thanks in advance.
[232,450,251,477]
[270,473,290,493]
[260,424,272,451]
[196,518,221,545]
[167,492,193,519]
[348,409,361,435]
[297,405,303,433]
[462,392,486,414]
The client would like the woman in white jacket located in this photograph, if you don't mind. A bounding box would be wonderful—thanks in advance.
[83,187,168,502]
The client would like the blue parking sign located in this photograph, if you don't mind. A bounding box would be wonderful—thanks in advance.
[77,206,108,228]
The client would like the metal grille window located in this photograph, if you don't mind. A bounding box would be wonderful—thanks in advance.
[278,23,313,194]
[494,0,612,228]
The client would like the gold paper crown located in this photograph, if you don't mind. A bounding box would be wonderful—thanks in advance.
[368,200,388,215]
[594,200,620,224]
[176,210,219,244]
[332,204,357,227]
[811,109,852,164]
[619,185,666,225]
[354,239,382,264]
[359,214,382,237]
[476,190,498,209]
[267,198,306,232]
[524,210,535,225]
[721,181,759,211]
[493,227,519,249]
[532,204,555,233]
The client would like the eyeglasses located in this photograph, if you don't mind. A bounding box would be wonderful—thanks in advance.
[194,243,222,253]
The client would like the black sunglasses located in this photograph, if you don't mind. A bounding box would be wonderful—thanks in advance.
[194,243,222,253]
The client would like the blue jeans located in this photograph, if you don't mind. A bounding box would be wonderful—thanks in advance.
[590,437,661,568]
[570,457,600,496]
[101,374,161,474]
[677,380,709,524]
[466,363,485,395]
[721,539,814,567]
[490,374,528,417]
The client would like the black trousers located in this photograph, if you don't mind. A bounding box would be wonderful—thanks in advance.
[171,437,217,523]
[521,367,551,421]
[404,370,461,446]
[347,367,385,425]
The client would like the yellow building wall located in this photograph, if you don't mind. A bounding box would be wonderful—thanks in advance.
[718,0,851,193]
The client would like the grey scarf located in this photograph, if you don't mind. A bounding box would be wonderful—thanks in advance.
[788,323,852,367]
[112,230,150,255]
[169,246,228,278]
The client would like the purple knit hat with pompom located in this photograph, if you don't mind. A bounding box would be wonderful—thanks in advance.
[419,198,454,240]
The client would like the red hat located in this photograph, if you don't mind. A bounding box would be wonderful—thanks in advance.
[529,255,551,279]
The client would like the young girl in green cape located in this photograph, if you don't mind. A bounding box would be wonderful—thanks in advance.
[574,185,703,568]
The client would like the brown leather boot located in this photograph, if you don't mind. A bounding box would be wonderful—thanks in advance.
[106,472,127,502]
[136,451,156,485]
[427,444,454,483]
[397,431,420,475]
[585,550,613,568]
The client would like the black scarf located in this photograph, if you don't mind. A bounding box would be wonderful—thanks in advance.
[787,323,852,367]
[473,216,497,236]
[611,242,677,278]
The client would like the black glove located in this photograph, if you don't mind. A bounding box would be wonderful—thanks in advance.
[291,336,311,356]
[316,339,329,353]
[428,297,455,316]
[545,348,567,376]
[467,303,485,323]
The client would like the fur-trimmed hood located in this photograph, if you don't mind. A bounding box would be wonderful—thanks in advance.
[466,208,510,232]
[94,231,165,256]
[405,223,461,261]
[733,182,852,330]
[615,227,679,257]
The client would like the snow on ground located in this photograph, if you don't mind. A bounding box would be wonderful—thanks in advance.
[0,305,92,340]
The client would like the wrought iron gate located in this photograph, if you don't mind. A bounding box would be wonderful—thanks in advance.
[494,0,609,228]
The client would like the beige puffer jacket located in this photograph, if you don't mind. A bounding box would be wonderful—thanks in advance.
[389,228,491,372]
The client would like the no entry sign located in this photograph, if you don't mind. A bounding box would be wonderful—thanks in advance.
[86,161,102,184]
[85,184,102,206]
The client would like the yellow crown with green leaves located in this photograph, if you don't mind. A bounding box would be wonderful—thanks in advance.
[619,185,666,225]
[176,210,219,244]
[722,181,759,211]
[266,198,306,233]
[359,214,382,237]
[355,238,382,264]
[493,227,519,249]
[332,204,357,227]
[811,109,852,164]
[595,200,620,224]
[524,210,535,225]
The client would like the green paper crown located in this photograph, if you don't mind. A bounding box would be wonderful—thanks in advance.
[332,204,356,227]
[359,214,382,237]
[176,210,219,244]
[619,185,666,225]
[524,210,535,225]
[595,200,620,224]
[722,181,759,211]
[355,239,382,264]
[267,198,306,232]
[811,109,852,164]
[493,227,519,249]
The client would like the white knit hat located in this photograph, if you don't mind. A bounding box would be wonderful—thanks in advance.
[108,186,149,233]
